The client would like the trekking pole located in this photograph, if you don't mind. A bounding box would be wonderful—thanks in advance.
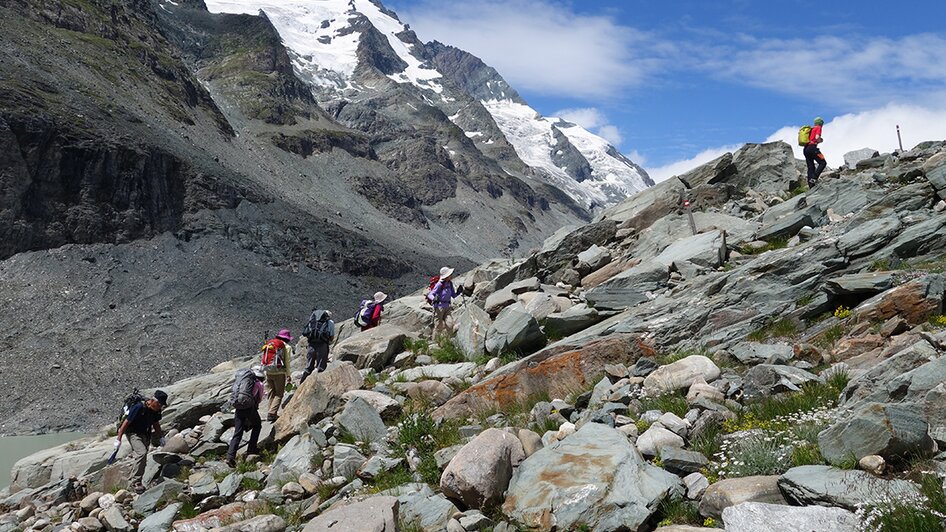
[896,125,904,151]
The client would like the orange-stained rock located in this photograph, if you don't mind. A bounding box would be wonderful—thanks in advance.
[831,334,886,361]
[172,501,265,531]
[581,258,641,289]
[432,335,655,421]
[854,275,944,325]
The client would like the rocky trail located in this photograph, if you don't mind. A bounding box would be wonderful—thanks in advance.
[3,139,946,531]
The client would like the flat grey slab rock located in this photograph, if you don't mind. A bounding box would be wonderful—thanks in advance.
[721,501,860,532]
[778,465,921,511]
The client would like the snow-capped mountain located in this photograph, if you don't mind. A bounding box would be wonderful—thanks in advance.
[203,0,653,209]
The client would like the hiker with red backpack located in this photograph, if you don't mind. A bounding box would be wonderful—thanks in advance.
[355,292,387,331]
[428,266,462,337]
[261,329,293,422]
[801,117,827,187]
[226,366,265,467]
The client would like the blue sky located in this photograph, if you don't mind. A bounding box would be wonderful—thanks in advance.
[388,0,946,179]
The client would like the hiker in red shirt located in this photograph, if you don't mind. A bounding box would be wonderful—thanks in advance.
[804,117,827,187]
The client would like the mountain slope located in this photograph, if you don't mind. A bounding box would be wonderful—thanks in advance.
[202,0,652,210]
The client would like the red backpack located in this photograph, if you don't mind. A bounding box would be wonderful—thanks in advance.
[261,338,286,368]
[427,275,440,292]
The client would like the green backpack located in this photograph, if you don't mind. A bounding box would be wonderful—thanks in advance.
[798,125,812,146]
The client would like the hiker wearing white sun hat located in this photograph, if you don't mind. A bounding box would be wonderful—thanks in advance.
[427,266,462,337]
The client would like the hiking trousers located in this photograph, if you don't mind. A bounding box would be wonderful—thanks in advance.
[432,306,452,337]
[265,373,286,417]
[804,144,826,184]
[125,432,150,485]
[227,407,261,460]
[301,341,330,382]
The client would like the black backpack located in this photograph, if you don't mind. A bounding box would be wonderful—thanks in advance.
[116,389,145,430]
[231,369,258,410]
[303,310,332,343]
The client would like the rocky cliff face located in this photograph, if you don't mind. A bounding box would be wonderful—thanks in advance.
[5,139,945,531]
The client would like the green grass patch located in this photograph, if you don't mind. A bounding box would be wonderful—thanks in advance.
[655,496,703,527]
[796,293,815,307]
[789,442,824,467]
[364,464,414,493]
[739,236,790,255]
[857,472,946,531]
[689,424,723,459]
[178,500,200,520]
[725,372,848,433]
[240,476,263,491]
[640,392,689,418]
[814,324,845,349]
[747,318,799,342]
[430,336,465,364]
[927,314,946,329]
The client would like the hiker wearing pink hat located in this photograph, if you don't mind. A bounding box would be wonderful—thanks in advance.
[260,329,294,421]
[427,266,463,337]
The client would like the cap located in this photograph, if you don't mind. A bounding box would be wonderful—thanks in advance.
[153,390,169,407]
[814,117,824,125]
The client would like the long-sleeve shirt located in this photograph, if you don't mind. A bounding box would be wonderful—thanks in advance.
[251,379,264,405]
[428,281,460,309]
[808,125,823,145]
[362,304,383,330]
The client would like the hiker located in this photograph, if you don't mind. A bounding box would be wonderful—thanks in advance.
[301,309,336,381]
[428,266,462,337]
[114,390,168,492]
[357,292,387,331]
[226,366,265,467]
[261,329,293,422]
[804,116,827,187]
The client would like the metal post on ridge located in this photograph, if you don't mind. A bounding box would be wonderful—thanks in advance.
[896,125,904,151]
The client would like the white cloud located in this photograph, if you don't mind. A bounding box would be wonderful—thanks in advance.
[766,103,946,163]
[646,103,946,182]
[394,0,657,99]
[700,34,946,107]
[554,107,624,146]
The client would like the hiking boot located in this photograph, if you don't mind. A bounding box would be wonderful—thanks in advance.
[267,414,278,422]
[131,482,146,494]
[226,457,236,468]
[808,179,817,188]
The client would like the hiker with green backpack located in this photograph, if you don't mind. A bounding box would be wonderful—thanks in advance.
[799,117,827,187]
[226,366,265,467]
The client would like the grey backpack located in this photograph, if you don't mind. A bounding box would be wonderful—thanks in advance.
[231,368,257,410]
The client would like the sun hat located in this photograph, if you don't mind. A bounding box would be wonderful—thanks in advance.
[439,266,455,278]
[276,329,294,342]
[373,291,388,304]
[252,365,265,378]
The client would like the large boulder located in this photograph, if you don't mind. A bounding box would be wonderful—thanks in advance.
[434,336,654,421]
[503,423,681,531]
[742,364,822,399]
[921,150,946,200]
[274,362,362,442]
[396,362,477,382]
[756,206,822,241]
[818,402,935,465]
[600,176,685,229]
[843,148,880,168]
[440,428,525,509]
[836,217,903,259]
[386,484,459,531]
[334,325,407,370]
[267,427,327,487]
[728,342,793,364]
[139,503,181,532]
[652,230,727,269]
[730,141,800,195]
[302,496,398,532]
[698,476,786,519]
[778,465,921,510]
[576,244,612,273]
[133,480,184,516]
[544,304,605,337]
[535,220,617,275]
[213,515,287,532]
[157,371,234,431]
[585,260,669,311]
[10,438,115,491]
[454,304,491,360]
[337,397,387,443]
[382,296,434,332]
[642,356,720,396]
[341,390,401,420]
[485,303,545,355]
[721,502,860,532]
